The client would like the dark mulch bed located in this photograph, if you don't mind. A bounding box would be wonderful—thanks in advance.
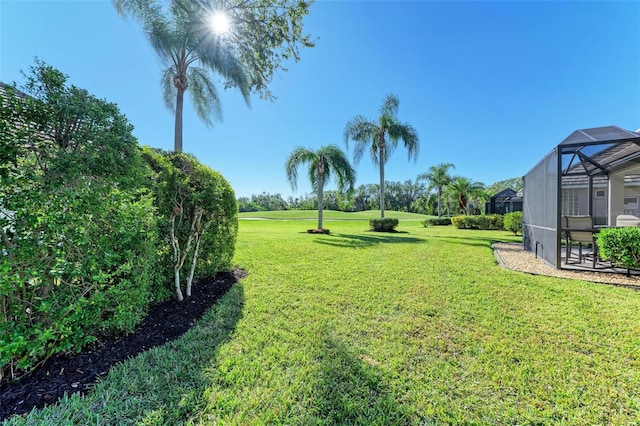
[0,268,247,422]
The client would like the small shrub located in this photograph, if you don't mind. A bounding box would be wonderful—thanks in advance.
[597,227,640,269]
[422,218,452,227]
[451,215,503,230]
[369,218,399,232]
[503,211,523,235]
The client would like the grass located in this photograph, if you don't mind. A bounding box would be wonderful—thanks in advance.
[5,219,640,425]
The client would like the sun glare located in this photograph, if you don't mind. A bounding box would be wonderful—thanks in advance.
[209,12,230,35]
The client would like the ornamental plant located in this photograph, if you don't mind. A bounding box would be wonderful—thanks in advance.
[597,227,640,270]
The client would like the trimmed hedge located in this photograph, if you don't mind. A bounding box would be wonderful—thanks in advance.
[369,218,399,232]
[421,218,452,227]
[597,227,640,270]
[451,214,504,230]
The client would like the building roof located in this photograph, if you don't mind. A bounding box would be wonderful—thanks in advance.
[560,126,640,177]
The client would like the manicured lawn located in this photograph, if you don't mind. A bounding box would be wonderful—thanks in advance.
[7,218,640,425]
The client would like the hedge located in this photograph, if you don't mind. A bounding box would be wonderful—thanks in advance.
[451,214,504,230]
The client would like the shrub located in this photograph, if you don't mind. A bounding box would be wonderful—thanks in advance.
[421,218,452,227]
[597,227,640,270]
[503,211,523,235]
[451,215,504,230]
[370,218,399,232]
[0,61,158,379]
[142,148,238,301]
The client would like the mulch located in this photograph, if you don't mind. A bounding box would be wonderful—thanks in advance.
[0,268,247,422]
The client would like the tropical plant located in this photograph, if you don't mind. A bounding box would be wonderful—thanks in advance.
[113,0,250,152]
[113,0,314,152]
[285,145,356,231]
[344,93,419,218]
[418,163,455,217]
[446,176,485,215]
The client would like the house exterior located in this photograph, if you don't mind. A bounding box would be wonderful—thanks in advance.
[485,188,523,215]
[523,125,640,269]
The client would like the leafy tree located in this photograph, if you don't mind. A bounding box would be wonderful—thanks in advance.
[418,163,455,218]
[446,176,485,215]
[486,177,523,196]
[285,145,356,230]
[113,0,314,152]
[344,93,419,218]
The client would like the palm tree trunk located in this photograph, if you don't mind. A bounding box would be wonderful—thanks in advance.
[174,87,184,152]
[317,173,324,229]
[437,189,442,218]
[379,145,385,219]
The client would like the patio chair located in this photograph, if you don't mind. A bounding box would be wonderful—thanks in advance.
[563,215,598,269]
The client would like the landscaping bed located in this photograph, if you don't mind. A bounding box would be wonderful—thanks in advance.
[0,269,246,421]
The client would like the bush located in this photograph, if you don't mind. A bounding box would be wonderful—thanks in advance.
[597,227,640,269]
[369,218,399,232]
[451,215,504,230]
[142,148,238,301]
[503,211,523,235]
[0,62,158,379]
[421,218,452,227]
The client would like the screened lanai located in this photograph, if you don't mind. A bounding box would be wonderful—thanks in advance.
[523,125,640,269]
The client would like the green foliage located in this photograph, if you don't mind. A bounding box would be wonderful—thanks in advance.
[0,61,157,377]
[503,211,523,235]
[142,147,238,295]
[486,177,523,195]
[369,218,399,232]
[421,217,452,227]
[451,214,503,230]
[597,227,640,269]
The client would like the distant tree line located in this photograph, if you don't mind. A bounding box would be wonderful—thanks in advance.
[238,175,522,216]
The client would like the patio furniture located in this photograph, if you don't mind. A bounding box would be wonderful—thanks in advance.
[616,215,640,227]
[563,215,598,269]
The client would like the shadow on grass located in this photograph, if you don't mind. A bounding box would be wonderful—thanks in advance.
[428,234,519,248]
[20,284,246,425]
[314,334,413,424]
[314,233,424,248]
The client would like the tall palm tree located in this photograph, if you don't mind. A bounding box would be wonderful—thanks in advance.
[447,176,485,215]
[113,0,250,152]
[344,94,419,218]
[418,163,455,218]
[285,145,356,231]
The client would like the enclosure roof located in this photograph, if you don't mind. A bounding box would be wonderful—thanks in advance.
[559,125,640,147]
[560,126,640,177]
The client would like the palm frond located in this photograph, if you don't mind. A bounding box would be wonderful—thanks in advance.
[388,121,419,162]
[343,116,378,165]
[320,145,356,193]
[161,66,177,111]
[285,146,317,191]
[379,93,399,118]
[187,67,221,126]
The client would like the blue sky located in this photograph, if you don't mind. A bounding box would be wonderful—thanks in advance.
[1,1,639,199]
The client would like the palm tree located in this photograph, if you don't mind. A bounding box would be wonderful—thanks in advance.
[113,0,250,152]
[285,145,356,231]
[418,163,455,218]
[344,94,419,218]
[447,176,485,215]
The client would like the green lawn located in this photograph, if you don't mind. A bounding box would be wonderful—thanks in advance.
[7,219,640,425]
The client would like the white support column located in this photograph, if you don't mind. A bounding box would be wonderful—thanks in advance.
[608,172,625,226]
